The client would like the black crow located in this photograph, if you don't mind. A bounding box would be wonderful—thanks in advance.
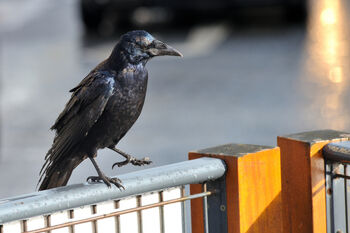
[38,30,182,190]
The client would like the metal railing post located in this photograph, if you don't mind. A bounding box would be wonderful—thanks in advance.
[206,176,228,233]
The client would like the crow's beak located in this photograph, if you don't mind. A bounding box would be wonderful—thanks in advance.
[148,40,183,57]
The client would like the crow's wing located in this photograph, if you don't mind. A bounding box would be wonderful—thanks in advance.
[51,71,109,132]
[39,72,116,179]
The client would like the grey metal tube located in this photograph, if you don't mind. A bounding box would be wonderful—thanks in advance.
[323,141,350,163]
[0,157,226,224]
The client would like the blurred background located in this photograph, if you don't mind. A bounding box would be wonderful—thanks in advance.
[0,0,349,198]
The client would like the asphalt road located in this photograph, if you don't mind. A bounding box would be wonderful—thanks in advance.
[0,0,350,198]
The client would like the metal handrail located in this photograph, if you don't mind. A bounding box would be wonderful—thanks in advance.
[323,141,350,163]
[0,157,226,224]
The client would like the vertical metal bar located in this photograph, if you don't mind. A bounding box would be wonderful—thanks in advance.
[345,164,349,233]
[45,215,51,233]
[136,195,143,233]
[180,186,186,233]
[206,175,228,233]
[326,162,334,233]
[331,163,335,232]
[159,191,165,233]
[91,205,98,233]
[332,163,348,232]
[21,220,27,233]
[202,183,209,233]
[69,210,75,233]
[347,164,350,233]
[0,224,2,233]
[114,200,120,233]
[330,163,335,233]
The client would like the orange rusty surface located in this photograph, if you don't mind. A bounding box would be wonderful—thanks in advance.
[277,136,345,233]
[278,137,314,233]
[189,147,282,233]
[237,147,282,233]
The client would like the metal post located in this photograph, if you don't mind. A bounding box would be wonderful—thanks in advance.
[91,205,97,233]
[180,186,186,233]
[159,191,165,233]
[345,164,349,233]
[136,195,143,233]
[202,183,209,233]
[206,176,228,233]
[69,210,75,233]
[326,162,335,233]
[114,201,120,233]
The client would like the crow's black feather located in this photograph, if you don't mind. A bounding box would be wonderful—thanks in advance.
[38,30,182,190]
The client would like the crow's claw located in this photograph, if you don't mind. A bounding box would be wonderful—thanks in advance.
[87,175,124,190]
[112,159,129,168]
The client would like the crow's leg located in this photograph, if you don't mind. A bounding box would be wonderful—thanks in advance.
[109,147,152,169]
[87,157,124,189]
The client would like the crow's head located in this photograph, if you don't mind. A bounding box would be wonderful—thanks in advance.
[115,30,182,64]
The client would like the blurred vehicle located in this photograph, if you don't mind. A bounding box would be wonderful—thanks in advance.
[80,0,307,31]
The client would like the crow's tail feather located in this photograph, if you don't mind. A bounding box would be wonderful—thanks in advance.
[38,153,83,191]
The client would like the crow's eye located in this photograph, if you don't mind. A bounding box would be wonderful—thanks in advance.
[134,43,143,50]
